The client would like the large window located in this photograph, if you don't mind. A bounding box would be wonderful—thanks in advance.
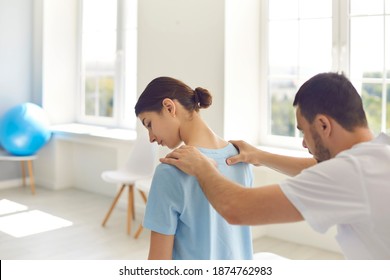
[350,0,390,135]
[261,0,390,147]
[79,0,137,129]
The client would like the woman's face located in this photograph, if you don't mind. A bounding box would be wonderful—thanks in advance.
[138,101,182,149]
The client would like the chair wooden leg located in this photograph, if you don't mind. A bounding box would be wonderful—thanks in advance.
[139,190,147,204]
[134,224,144,239]
[131,186,135,220]
[127,184,135,235]
[26,160,36,195]
[20,161,26,187]
[102,184,126,227]
[134,190,148,239]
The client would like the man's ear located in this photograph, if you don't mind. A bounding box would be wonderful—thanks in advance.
[162,98,176,116]
[315,114,332,136]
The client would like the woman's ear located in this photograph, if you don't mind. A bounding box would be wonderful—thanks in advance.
[162,98,176,116]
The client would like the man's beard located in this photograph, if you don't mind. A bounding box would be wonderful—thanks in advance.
[311,127,331,163]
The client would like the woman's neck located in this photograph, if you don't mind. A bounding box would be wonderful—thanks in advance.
[179,114,228,149]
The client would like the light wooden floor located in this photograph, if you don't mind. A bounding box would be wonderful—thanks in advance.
[0,186,343,260]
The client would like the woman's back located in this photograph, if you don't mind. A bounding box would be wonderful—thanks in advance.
[143,143,253,259]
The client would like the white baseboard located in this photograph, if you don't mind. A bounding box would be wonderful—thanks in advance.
[0,178,25,190]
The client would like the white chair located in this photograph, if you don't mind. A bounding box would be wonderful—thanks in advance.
[133,178,152,239]
[0,150,37,195]
[101,131,157,235]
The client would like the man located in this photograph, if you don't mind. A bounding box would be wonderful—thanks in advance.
[160,72,390,260]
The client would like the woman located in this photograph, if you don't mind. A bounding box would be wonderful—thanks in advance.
[135,77,253,260]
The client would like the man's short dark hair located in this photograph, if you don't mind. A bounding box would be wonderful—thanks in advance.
[293,72,368,131]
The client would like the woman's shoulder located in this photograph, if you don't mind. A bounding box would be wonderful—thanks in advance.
[154,162,187,177]
[151,163,191,195]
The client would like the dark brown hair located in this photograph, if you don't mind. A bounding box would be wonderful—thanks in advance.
[135,77,212,116]
[293,72,368,131]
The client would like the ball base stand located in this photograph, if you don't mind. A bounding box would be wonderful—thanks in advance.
[0,150,37,195]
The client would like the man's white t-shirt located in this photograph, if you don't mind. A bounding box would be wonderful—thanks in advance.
[280,133,390,259]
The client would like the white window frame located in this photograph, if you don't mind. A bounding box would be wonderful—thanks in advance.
[259,0,390,149]
[77,0,137,129]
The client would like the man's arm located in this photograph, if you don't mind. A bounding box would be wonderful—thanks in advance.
[228,140,316,177]
[148,231,174,260]
[160,146,303,225]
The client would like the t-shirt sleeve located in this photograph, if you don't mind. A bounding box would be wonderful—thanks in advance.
[279,156,369,233]
[142,163,183,235]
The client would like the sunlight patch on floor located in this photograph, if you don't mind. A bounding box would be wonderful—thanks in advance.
[0,199,28,216]
[0,209,73,238]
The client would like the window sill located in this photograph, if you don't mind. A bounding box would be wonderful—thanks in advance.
[257,145,311,158]
[50,123,137,147]
[50,124,310,157]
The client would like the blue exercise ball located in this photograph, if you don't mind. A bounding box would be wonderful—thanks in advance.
[0,103,52,156]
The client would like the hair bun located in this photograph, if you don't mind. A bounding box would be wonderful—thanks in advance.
[194,87,212,109]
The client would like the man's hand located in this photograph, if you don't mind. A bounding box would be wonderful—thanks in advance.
[227,140,261,166]
[160,145,217,177]
[228,140,317,176]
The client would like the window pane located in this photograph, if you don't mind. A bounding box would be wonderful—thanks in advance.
[299,0,331,18]
[84,74,114,118]
[83,0,117,31]
[350,16,384,79]
[350,0,384,16]
[387,16,390,78]
[83,32,116,63]
[83,61,115,118]
[350,3,389,135]
[269,21,298,76]
[299,18,332,80]
[269,0,299,20]
[85,77,97,116]
[270,79,297,136]
[359,82,383,135]
[267,0,332,140]
[387,84,390,133]
[82,0,117,118]
[98,76,114,117]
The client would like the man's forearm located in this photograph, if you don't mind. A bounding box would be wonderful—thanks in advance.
[195,166,303,225]
[260,151,316,176]
[228,140,316,176]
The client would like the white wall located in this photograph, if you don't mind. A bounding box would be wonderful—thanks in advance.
[0,0,32,113]
[40,0,78,124]
[137,0,225,136]
[0,0,33,181]
[224,0,261,143]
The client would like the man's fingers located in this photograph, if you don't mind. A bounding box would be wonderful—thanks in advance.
[227,140,245,165]
[226,155,240,166]
[159,157,177,165]
[164,145,187,159]
[228,140,245,152]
